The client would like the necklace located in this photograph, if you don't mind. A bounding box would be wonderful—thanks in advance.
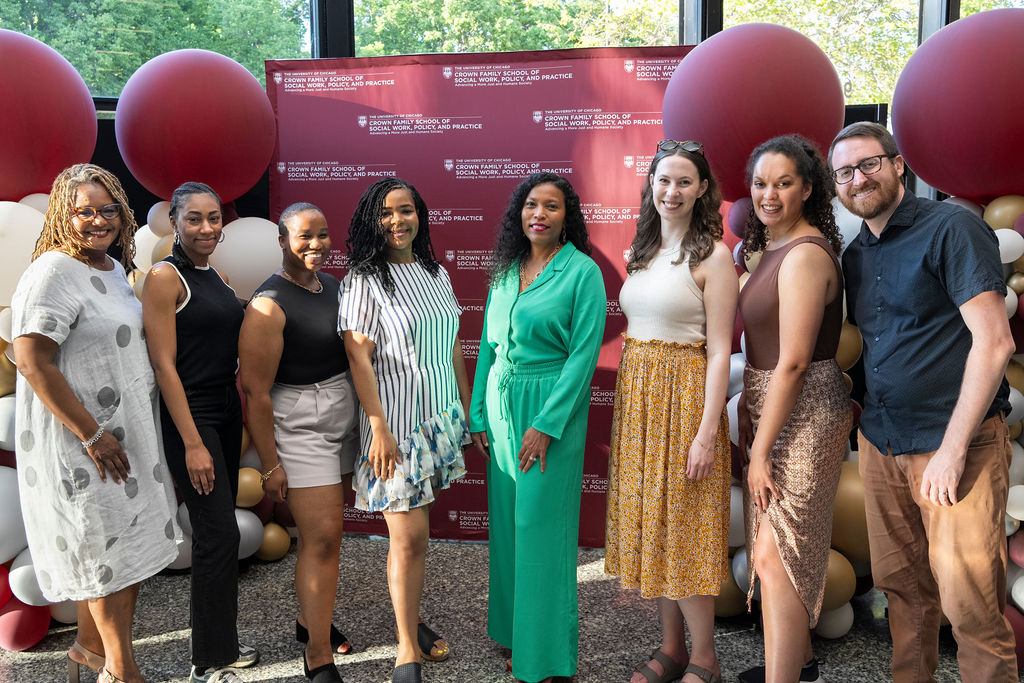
[519,245,562,291]
[280,269,323,294]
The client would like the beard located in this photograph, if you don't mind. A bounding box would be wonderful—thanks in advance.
[838,178,901,220]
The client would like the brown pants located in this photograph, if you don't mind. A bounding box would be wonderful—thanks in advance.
[858,416,1017,683]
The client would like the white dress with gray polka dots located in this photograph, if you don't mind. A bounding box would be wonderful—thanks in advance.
[12,251,181,601]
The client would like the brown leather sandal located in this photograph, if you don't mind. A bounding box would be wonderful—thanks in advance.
[637,649,685,683]
[682,662,722,683]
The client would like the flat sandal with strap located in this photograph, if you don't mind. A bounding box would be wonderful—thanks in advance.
[637,649,684,683]
[683,662,722,683]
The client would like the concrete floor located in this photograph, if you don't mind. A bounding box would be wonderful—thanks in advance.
[0,534,985,682]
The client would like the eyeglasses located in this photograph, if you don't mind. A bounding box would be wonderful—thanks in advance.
[832,154,895,184]
[657,139,704,156]
[73,204,122,220]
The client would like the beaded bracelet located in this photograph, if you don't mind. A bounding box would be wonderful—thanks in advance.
[82,425,105,449]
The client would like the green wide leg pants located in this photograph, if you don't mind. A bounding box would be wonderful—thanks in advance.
[485,357,588,683]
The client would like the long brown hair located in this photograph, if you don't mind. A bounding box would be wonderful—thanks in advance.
[626,145,723,274]
[33,164,138,268]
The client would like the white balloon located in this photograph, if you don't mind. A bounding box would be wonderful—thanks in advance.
[18,193,50,214]
[132,225,161,271]
[728,353,746,398]
[1012,571,1024,612]
[0,394,15,451]
[1007,485,1024,521]
[9,547,48,606]
[728,485,745,547]
[732,242,744,268]
[147,201,173,238]
[1008,289,1019,319]
[209,217,282,300]
[727,393,741,446]
[50,599,78,624]
[167,533,193,570]
[943,196,984,218]
[177,502,193,537]
[0,306,11,342]
[1008,388,1024,426]
[0,201,45,307]
[236,508,263,559]
[1009,442,1024,487]
[740,331,747,357]
[3,343,14,366]
[0,466,27,562]
[731,547,750,594]
[239,446,261,471]
[1008,560,1024,603]
[814,602,854,639]
[1008,514,1021,537]
[831,197,862,254]
[997,229,1024,264]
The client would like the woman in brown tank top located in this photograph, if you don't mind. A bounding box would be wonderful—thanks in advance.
[736,135,853,683]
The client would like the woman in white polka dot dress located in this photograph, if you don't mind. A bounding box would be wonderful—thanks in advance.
[12,164,180,683]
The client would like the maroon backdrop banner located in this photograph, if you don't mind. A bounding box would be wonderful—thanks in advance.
[266,46,693,546]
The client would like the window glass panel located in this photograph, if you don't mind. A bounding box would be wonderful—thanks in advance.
[723,1,918,105]
[353,0,677,56]
[0,0,311,97]
[961,0,1024,16]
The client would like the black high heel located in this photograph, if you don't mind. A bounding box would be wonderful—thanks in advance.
[296,619,354,655]
[303,648,345,682]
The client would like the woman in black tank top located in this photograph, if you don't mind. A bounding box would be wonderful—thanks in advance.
[142,182,256,683]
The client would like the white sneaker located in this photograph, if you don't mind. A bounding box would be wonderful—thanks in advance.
[190,665,244,683]
[230,642,260,668]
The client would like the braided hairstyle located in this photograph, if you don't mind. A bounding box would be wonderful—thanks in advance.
[346,178,439,296]
[741,134,842,259]
[488,172,591,284]
[34,164,138,268]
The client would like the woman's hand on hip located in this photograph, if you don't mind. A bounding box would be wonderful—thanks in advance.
[86,432,130,484]
[470,431,490,461]
[263,465,288,503]
[746,453,781,514]
[518,427,551,473]
[185,443,216,495]
[369,425,401,480]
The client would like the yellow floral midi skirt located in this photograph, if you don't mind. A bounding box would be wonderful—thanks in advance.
[604,337,731,599]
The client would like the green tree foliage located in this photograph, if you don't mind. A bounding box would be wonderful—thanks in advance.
[0,0,307,96]
[353,0,677,56]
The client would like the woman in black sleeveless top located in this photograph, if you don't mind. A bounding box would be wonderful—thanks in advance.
[142,182,257,683]
[239,203,358,683]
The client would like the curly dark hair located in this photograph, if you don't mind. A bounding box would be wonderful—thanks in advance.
[488,173,592,283]
[346,178,439,296]
[741,134,842,260]
[627,145,723,274]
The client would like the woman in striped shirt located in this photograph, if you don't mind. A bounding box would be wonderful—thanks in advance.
[338,178,471,683]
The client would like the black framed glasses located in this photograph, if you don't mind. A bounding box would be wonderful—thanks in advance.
[832,154,895,184]
[73,203,122,220]
[657,139,704,156]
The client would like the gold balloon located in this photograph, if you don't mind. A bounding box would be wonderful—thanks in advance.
[152,234,174,264]
[983,195,1024,230]
[240,425,251,456]
[1009,273,1024,296]
[132,270,148,301]
[1011,422,1023,441]
[1007,360,1024,394]
[714,569,747,618]
[1013,252,1024,275]
[738,272,750,290]
[822,548,856,611]
[254,522,292,561]
[236,467,265,508]
[0,346,15,397]
[743,250,762,273]
[835,321,863,371]
[841,372,853,394]
[126,268,144,287]
[831,461,870,565]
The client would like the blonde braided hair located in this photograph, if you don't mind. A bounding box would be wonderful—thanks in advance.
[33,163,138,268]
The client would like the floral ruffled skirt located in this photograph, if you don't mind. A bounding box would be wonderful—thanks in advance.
[354,399,469,512]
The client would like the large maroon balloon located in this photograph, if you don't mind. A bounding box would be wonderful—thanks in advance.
[0,30,96,200]
[116,49,276,202]
[892,9,1024,202]
[662,24,844,201]
[0,597,50,651]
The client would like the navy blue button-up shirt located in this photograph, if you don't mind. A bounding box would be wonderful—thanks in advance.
[843,191,1010,455]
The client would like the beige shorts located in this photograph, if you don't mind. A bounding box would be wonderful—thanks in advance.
[271,371,360,489]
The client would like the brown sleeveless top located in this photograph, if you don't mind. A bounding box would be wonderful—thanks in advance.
[739,235,843,371]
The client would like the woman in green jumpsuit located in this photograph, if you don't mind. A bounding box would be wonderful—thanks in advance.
[470,173,606,683]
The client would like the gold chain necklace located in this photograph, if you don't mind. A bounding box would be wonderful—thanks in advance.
[280,269,323,294]
[519,245,562,290]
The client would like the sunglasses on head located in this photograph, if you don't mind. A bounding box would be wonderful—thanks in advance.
[657,139,704,156]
